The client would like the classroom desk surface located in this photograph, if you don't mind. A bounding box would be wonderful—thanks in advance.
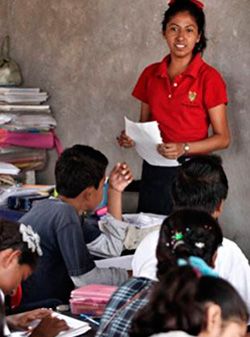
[0,206,25,221]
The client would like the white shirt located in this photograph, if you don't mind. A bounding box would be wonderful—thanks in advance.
[132,229,250,314]
[150,332,194,337]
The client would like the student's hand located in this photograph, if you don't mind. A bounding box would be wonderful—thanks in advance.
[109,162,133,193]
[30,315,69,337]
[7,308,51,330]
[117,130,135,148]
[157,143,184,159]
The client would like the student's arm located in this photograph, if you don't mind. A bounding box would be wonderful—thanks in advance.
[57,216,128,287]
[7,309,51,330]
[157,104,230,159]
[108,163,133,220]
[86,214,129,258]
[71,266,129,287]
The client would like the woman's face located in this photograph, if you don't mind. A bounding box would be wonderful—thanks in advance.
[163,10,200,60]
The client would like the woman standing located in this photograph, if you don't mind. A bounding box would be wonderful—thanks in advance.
[117,0,230,215]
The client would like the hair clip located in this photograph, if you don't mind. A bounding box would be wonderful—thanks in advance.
[172,240,185,251]
[204,225,212,231]
[168,0,204,9]
[173,232,184,241]
[195,242,205,249]
[19,224,43,256]
[178,256,218,278]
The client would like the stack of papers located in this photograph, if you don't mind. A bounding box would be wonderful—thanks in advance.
[0,87,48,104]
[0,162,20,175]
[0,146,46,171]
[0,113,57,131]
[0,184,54,206]
[0,104,50,112]
[0,87,58,175]
[125,117,179,167]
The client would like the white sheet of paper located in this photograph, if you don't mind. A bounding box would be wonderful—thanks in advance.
[125,117,179,167]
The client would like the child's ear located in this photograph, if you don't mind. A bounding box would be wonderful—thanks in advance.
[0,249,21,268]
[205,303,222,335]
[212,200,224,219]
[82,186,94,202]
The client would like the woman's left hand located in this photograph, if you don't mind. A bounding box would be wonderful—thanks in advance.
[157,143,184,159]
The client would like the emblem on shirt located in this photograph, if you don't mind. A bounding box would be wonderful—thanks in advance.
[188,91,197,102]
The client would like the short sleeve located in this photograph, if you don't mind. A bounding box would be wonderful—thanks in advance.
[57,222,95,277]
[203,69,228,110]
[132,67,151,104]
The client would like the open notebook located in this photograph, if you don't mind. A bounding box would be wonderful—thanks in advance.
[11,312,91,337]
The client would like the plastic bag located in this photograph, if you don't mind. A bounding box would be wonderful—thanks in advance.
[0,36,22,86]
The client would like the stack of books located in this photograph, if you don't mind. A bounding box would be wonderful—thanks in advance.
[0,87,58,173]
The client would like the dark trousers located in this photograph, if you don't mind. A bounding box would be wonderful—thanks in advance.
[137,161,179,215]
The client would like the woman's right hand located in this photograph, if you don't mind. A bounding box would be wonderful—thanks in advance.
[117,130,135,148]
[30,315,69,337]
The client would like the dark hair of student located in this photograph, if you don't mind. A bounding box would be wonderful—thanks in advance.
[162,0,207,54]
[156,209,223,281]
[0,219,39,269]
[171,155,228,214]
[130,266,249,337]
[55,144,108,198]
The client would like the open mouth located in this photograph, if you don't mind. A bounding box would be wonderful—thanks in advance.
[175,44,186,49]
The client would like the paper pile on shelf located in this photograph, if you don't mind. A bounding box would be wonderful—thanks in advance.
[0,87,59,175]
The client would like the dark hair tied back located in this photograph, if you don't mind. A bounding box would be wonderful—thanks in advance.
[156,209,223,281]
[162,0,207,54]
[130,265,249,337]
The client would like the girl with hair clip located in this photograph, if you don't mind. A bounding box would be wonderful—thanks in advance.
[0,219,69,337]
[130,265,248,337]
[117,0,230,215]
[95,209,223,337]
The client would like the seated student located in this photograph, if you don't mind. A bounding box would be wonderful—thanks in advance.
[95,209,223,337]
[132,155,250,314]
[130,264,248,337]
[83,163,164,259]
[82,162,135,259]
[19,145,132,308]
[0,218,69,337]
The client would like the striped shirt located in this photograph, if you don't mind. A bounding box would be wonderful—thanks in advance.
[96,277,154,337]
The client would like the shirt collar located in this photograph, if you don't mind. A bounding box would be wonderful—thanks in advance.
[156,53,204,79]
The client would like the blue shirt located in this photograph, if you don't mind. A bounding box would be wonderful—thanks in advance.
[20,198,95,304]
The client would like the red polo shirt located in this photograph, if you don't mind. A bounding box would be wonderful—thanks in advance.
[132,53,228,143]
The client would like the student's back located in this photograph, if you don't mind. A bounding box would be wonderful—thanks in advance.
[130,265,248,337]
[20,198,94,304]
[96,209,222,337]
[132,155,250,314]
[20,145,129,307]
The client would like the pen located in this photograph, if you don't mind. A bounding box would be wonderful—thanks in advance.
[80,314,100,326]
